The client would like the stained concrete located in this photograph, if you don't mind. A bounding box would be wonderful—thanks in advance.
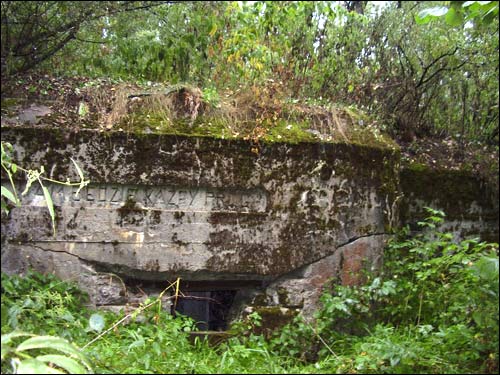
[1,126,497,327]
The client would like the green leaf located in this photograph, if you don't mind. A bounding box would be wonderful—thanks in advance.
[1,186,18,204]
[70,158,85,181]
[70,158,88,197]
[16,336,80,356]
[445,7,464,26]
[41,184,56,236]
[15,335,93,371]
[482,4,499,23]
[78,102,88,117]
[472,310,483,326]
[2,332,35,360]
[473,254,499,282]
[209,23,218,37]
[37,354,89,374]
[16,358,64,374]
[463,1,495,8]
[416,6,449,24]
[463,1,480,7]
[1,331,34,346]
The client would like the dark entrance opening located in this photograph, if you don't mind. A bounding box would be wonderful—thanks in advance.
[121,278,262,331]
[174,290,236,331]
[173,280,262,331]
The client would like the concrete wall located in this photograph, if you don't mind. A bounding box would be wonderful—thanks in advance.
[1,126,497,328]
[400,166,499,243]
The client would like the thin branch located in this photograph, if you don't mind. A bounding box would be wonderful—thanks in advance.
[396,43,414,77]
[92,1,180,19]
[20,29,78,72]
[82,278,181,350]
[419,60,467,88]
[81,298,163,350]
[416,47,459,88]
[75,36,108,44]
[176,295,223,306]
[303,319,339,359]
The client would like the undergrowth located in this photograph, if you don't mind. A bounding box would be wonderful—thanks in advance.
[271,208,499,374]
[1,208,498,374]
[2,76,396,149]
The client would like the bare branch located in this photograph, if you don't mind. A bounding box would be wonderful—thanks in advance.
[416,47,459,88]
[75,36,108,44]
[419,60,467,87]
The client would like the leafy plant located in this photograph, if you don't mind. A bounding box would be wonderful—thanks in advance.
[416,1,499,27]
[1,271,96,374]
[2,1,498,145]
[1,271,89,339]
[1,332,93,374]
[1,141,89,235]
[201,86,221,108]
[271,207,499,373]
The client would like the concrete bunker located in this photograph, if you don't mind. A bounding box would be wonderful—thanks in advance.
[1,126,497,332]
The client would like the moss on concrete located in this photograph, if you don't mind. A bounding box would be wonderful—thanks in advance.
[243,306,299,338]
[399,164,499,242]
[1,98,24,110]
[263,120,317,144]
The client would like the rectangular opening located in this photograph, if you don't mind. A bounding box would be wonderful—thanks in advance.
[173,290,237,331]
[123,278,262,331]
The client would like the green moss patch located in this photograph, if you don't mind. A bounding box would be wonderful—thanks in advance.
[263,120,317,143]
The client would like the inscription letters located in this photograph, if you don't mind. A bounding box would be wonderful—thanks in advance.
[22,183,267,213]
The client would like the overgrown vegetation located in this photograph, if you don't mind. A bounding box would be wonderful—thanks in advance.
[271,208,499,373]
[2,209,498,374]
[1,1,498,145]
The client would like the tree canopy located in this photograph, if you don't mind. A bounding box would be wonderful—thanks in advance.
[1,1,499,144]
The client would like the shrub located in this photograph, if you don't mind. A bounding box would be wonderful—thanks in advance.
[271,208,499,373]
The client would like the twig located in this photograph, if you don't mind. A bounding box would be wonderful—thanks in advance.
[303,319,339,359]
[82,278,181,350]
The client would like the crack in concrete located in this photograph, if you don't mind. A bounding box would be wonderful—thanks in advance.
[336,232,388,250]
[266,232,389,283]
[24,243,90,263]
[19,240,207,245]
[12,232,388,259]
[12,232,389,284]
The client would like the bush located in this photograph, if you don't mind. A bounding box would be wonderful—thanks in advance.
[271,208,499,373]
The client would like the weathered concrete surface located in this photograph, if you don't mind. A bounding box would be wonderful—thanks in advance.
[2,126,498,327]
[254,235,387,318]
[1,126,399,319]
[400,166,499,243]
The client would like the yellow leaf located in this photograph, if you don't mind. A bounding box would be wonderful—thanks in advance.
[209,23,218,37]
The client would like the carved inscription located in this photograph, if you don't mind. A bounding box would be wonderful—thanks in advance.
[21,183,267,213]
